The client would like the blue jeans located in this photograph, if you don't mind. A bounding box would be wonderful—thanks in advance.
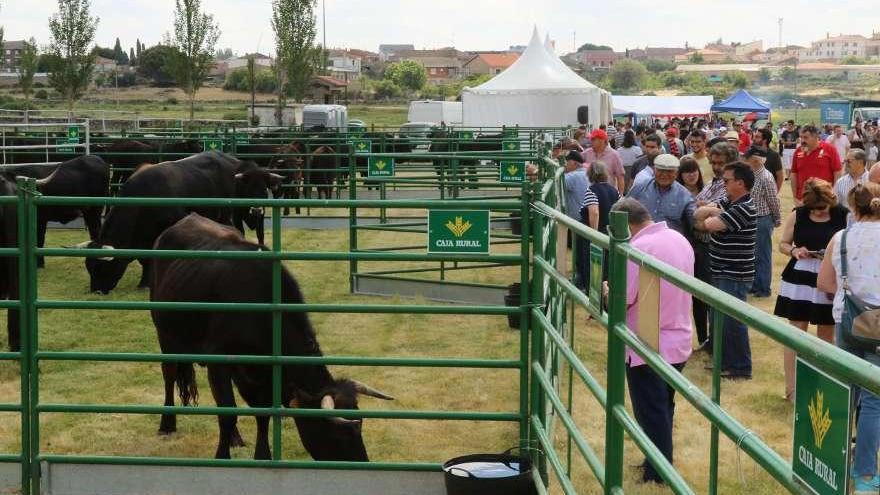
[712,277,752,376]
[836,323,880,478]
[750,215,774,296]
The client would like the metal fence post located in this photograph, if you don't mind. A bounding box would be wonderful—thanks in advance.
[15,178,32,495]
[529,178,547,484]
[518,179,532,453]
[271,206,283,460]
[348,146,357,294]
[603,211,630,495]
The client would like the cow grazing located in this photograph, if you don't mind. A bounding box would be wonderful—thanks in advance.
[0,176,20,351]
[6,155,110,268]
[151,213,393,460]
[81,151,281,294]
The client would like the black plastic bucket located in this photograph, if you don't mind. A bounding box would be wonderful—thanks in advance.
[443,449,536,495]
[505,283,521,329]
[509,213,522,236]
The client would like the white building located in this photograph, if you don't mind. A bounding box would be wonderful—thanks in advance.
[227,53,274,71]
[798,34,880,62]
[326,50,362,83]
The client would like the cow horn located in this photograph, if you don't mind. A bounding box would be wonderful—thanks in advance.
[320,394,361,425]
[234,173,244,180]
[65,240,93,249]
[351,380,395,400]
[98,244,115,261]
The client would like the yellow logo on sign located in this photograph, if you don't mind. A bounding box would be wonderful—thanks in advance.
[808,390,832,449]
[506,143,517,150]
[445,216,472,238]
[374,160,387,170]
[357,142,367,150]
[506,164,519,176]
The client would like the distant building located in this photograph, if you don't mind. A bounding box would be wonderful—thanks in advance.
[226,53,274,71]
[735,40,764,58]
[508,45,527,54]
[2,40,26,72]
[628,47,689,63]
[94,56,118,73]
[575,49,623,71]
[390,48,463,82]
[326,49,362,83]
[675,49,729,64]
[347,49,381,72]
[798,33,880,62]
[378,44,414,62]
[310,75,348,104]
[462,52,520,77]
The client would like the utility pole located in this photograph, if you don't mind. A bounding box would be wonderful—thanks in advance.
[572,31,576,53]
[777,18,783,50]
[322,0,327,75]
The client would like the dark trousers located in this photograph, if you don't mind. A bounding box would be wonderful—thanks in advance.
[712,277,752,376]
[574,234,589,290]
[692,241,712,344]
[626,362,687,483]
[750,215,774,296]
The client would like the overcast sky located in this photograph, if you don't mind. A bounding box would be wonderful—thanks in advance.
[3,0,879,55]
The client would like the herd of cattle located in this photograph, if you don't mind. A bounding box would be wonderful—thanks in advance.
[0,129,510,461]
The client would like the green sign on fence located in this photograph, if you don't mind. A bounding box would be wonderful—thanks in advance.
[503,140,521,151]
[351,139,372,154]
[204,138,224,152]
[56,138,77,153]
[503,128,517,138]
[589,244,603,308]
[458,131,474,141]
[427,210,490,254]
[67,126,80,140]
[368,156,395,177]
[499,161,525,183]
[792,358,851,495]
[235,134,250,145]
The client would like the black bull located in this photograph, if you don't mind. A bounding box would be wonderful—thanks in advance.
[151,213,393,460]
[80,151,281,295]
[428,131,505,187]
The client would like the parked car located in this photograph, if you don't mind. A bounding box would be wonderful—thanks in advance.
[398,122,435,151]
[777,99,807,109]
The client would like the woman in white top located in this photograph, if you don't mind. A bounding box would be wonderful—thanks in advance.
[617,130,643,177]
[817,182,880,494]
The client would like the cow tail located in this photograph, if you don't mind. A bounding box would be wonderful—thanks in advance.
[176,362,199,407]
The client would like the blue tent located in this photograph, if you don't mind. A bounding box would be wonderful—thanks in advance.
[711,89,771,114]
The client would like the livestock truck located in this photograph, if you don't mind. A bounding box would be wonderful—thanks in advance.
[819,99,880,127]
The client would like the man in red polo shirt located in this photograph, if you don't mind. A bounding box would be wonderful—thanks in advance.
[582,129,625,194]
[790,124,843,205]
[734,121,752,154]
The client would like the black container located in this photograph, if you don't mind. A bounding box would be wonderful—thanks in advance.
[443,450,537,495]
[504,283,521,329]
[509,213,522,236]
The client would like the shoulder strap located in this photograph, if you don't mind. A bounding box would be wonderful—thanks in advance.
[840,228,849,288]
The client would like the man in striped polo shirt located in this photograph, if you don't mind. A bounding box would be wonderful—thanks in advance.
[694,162,757,379]
[834,149,869,211]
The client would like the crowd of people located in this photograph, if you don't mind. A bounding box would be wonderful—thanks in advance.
[551,116,880,491]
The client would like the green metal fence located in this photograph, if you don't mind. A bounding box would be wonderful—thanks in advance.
[3,177,533,495]
[527,156,880,494]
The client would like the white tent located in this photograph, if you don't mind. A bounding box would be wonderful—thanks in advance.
[612,95,714,117]
[462,29,612,129]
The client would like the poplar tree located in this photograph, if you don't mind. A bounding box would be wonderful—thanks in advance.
[48,0,99,115]
[19,38,39,114]
[169,0,220,120]
[272,0,320,124]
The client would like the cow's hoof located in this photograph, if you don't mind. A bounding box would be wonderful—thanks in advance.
[157,428,176,436]
[230,429,246,448]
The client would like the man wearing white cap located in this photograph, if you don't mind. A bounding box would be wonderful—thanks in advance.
[627,154,696,235]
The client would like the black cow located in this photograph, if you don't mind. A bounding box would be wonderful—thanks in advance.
[92,140,155,188]
[303,145,337,201]
[6,155,110,268]
[428,131,504,189]
[0,176,20,351]
[151,213,393,460]
[82,151,281,294]
[243,142,305,215]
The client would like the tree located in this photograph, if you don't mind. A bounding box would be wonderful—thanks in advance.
[169,0,221,120]
[215,47,235,60]
[48,0,99,115]
[136,44,179,86]
[18,38,39,117]
[129,47,136,66]
[841,55,868,65]
[373,79,401,100]
[688,52,704,64]
[757,68,771,84]
[246,55,256,124]
[780,66,797,83]
[92,46,116,60]
[136,39,142,60]
[0,2,4,70]
[112,37,128,65]
[608,59,647,92]
[272,0,319,124]
[644,59,676,73]
[723,70,750,89]
[577,42,612,52]
[384,60,427,92]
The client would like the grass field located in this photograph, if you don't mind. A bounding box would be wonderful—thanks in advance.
[0,181,838,495]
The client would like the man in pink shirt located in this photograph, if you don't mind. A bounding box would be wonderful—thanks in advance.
[612,198,695,485]
[583,129,625,194]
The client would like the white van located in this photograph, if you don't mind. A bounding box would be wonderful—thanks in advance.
[302,104,348,130]
[407,100,462,126]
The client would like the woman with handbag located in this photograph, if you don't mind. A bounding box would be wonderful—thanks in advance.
[817,181,880,495]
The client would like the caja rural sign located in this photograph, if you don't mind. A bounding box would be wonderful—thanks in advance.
[368,157,395,177]
[499,161,525,183]
[792,358,851,495]
[427,210,490,254]
[351,139,372,154]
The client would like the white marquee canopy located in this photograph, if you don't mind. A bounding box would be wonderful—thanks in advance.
[462,29,612,129]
